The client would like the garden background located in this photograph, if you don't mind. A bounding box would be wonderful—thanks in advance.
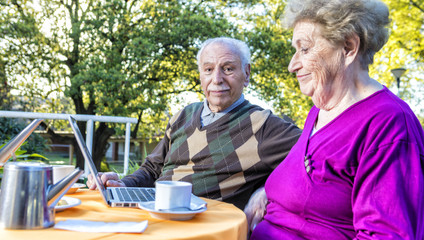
[1,0,423,172]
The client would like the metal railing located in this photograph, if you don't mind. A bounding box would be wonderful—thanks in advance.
[0,110,137,175]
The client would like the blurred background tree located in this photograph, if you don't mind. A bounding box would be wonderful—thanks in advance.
[1,0,423,170]
[1,0,236,170]
[372,0,424,124]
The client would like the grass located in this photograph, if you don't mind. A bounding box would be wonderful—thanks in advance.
[43,152,75,165]
[0,152,138,186]
[41,151,141,177]
[0,152,76,184]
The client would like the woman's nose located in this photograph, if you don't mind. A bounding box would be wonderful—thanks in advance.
[288,53,301,73]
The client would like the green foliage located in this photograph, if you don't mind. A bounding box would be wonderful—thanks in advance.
[1,0,423,138]
[1,0,240,168]
[100,159,111,172]
[127,159,141,175]
[0,143,48,163]
[110,158,141,177]
[0,142,48,181]
[222,0,313,126]
[0,118,49,156]
[0,119,49,177]
[371,0,424,115]
[417,115,424,129]
[1,0,238,134]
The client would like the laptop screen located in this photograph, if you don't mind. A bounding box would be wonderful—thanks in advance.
[68,116,109,204]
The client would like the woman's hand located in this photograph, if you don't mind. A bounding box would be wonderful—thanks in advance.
[86,172,126,189]
[244,187,268,235]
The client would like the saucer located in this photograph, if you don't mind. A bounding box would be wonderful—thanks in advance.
[139,197,207,221]
[55,197,81,212]
[66,183,86,194]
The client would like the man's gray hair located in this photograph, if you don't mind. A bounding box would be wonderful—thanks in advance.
[283,0,390,70]
[196,37,251,68]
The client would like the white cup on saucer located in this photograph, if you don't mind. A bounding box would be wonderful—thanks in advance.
[154,181,192,211]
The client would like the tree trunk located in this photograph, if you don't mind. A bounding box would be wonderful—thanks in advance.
[39,122,81,167]
[71,121,115,172]
[93,122,115,171]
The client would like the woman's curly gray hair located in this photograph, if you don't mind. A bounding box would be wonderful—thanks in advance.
[283,0,390,69]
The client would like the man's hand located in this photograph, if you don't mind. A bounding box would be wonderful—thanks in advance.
[86,172,126,190]
[244,187,268,235]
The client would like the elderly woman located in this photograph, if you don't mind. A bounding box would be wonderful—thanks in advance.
[248,0,424,239]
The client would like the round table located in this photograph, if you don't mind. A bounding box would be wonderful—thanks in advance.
[0,189,248,240]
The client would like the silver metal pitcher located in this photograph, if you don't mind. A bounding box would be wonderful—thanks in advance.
[0,162,83,229]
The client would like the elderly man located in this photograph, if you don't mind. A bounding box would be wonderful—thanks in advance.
[87,37,301,209]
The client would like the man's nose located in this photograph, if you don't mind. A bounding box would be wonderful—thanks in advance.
[212,69,224,84]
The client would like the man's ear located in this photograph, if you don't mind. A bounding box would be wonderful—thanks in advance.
[344,34,360,66]
[244,64,251,87]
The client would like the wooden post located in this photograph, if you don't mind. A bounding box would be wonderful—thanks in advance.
[69,144,74,165]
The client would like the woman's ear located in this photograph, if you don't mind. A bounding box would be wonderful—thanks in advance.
[344,34,360,66]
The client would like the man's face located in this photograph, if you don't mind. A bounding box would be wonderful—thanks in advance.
[199,42,250,113]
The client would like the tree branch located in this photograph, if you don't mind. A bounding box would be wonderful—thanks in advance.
[39,121,73,144]
[410,0,424,13]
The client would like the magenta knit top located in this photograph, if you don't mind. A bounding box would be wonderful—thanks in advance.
[251,87,424,239]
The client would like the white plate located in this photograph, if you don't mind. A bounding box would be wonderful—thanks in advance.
[55,196,81,212]
[139,197,207,221]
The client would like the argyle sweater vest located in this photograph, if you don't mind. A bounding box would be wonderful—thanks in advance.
[157,101,271,203]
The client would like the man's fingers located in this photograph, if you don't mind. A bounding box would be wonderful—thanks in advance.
[101,172,119,182]
[87,177,97,190]
[98,173,108,186]
[106,180,118,187]
[87,172,104,189]
[106,179,124,187]
[86,172,123,189]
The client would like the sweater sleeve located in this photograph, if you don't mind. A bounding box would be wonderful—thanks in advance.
[257,113,302,170]
[121,127,171,187]
[120,107,188,187]
[353,139,424,239]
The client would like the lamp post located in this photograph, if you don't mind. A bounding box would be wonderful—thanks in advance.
[391,68,406,92]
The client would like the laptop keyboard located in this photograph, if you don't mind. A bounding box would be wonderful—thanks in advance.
[115,188,155,202]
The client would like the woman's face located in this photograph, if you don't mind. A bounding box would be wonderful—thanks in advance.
[288,21,346,109]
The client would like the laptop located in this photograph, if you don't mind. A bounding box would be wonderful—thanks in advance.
[68,116,155,208]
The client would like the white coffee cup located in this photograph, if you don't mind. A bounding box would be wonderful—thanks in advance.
[155,181,192,210]
[52,165,76,184]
